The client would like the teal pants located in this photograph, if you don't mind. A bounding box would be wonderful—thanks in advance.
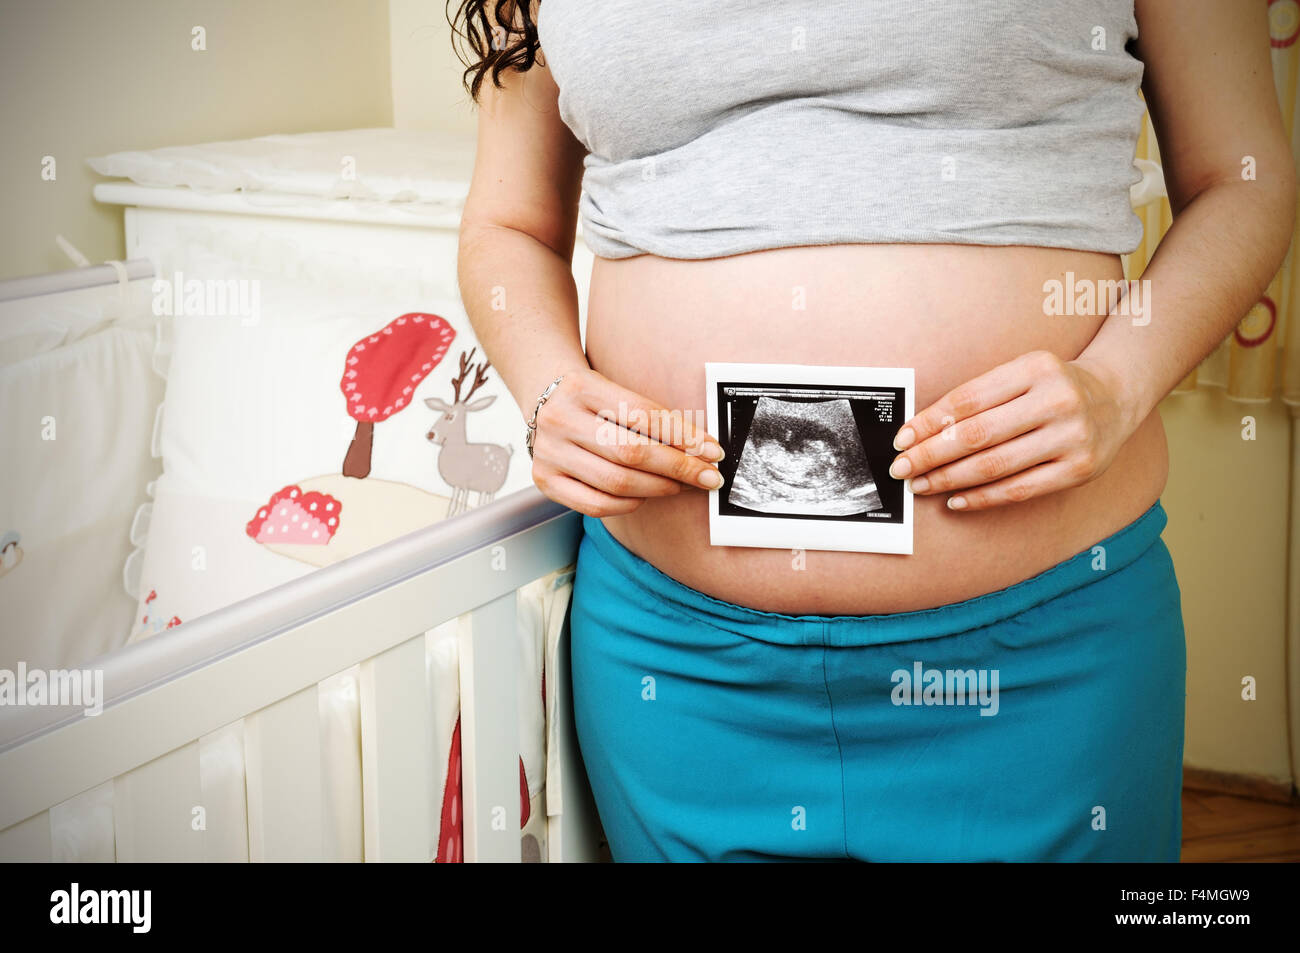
[570,501,1186,862]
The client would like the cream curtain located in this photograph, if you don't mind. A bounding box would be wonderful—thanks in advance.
[1124,0,1300,405]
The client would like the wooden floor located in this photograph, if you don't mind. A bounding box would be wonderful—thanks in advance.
[1181,788,1300,862]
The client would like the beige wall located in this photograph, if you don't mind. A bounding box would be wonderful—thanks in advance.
[0,0,394,281]
[389,0,477,134]
[1159,390,1294,786]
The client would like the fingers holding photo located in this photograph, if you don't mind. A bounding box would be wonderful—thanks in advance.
[574,372,725,462]
[891,350,1137,511]
[527,367,726,517]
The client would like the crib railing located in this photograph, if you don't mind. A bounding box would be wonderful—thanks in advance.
[0,488,602,862]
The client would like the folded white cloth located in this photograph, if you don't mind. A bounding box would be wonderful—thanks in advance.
[87,127,476,206]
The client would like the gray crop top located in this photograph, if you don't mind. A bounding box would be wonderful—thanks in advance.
[535,0,1147,260]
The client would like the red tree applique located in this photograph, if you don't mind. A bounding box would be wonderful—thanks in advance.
[437,717,463,863]
[435,714,531,863]
[340,313,456,479]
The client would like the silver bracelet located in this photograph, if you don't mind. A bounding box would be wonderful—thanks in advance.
[525,375,566,459]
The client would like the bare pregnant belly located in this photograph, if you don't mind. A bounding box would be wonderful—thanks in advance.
[583,243,1169,615]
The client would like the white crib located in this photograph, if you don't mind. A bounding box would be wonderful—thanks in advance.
[0,487,603,862]
[0,130,605,863]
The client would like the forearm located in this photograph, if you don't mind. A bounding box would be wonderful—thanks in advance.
[1077,177,1296,433]
[457,221,591,416]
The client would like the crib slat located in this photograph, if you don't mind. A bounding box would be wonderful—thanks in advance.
[360,634,435,861]
[198,722,250,862]
[546,612,605,863]
[49,781,116,862]
[244,687,323,861]
[460,592,521,862]
[112,742,205,862]
[0,811,52,862]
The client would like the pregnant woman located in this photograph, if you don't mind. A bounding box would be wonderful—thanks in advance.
[450,0,1295,861]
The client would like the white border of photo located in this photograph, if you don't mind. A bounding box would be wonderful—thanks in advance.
[705,361,915,555]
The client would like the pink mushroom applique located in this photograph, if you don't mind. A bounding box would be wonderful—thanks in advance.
[340,313,456,479]
[246,485,342,545]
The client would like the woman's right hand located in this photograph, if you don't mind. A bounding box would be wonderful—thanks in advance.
[529,367,726,517]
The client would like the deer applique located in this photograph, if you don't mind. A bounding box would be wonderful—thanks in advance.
[426,348,513,516]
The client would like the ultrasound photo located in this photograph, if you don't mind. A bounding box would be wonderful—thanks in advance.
[705,362,915,555]
[728,396,882,517]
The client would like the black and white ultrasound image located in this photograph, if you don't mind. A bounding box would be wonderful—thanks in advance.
[716,382,906,524]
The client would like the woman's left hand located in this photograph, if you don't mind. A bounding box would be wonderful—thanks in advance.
[888,350,1138,512]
